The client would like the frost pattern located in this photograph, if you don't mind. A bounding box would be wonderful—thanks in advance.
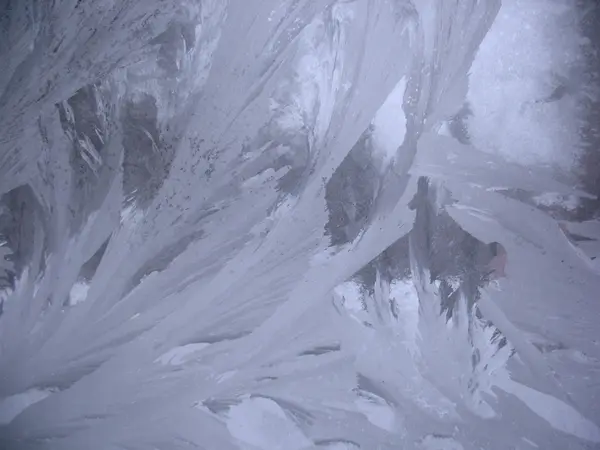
[1,1,599,449]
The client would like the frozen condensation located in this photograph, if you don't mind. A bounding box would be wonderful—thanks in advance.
[0,1,599,449]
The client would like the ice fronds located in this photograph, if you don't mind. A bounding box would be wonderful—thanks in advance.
[1,1,599,449]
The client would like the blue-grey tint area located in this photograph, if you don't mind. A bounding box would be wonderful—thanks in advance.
[0,1,599,449]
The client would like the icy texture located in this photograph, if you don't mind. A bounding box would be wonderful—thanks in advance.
[1,1,599,449]
[468,0,590,169]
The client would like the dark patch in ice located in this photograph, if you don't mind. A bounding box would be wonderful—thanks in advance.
[0,245,15,294]
[576,1,600,218]
[0,184,40,283]
[256,376,278,382]
[54,83,124,236]
[152,21,196,76]
[77,237,110,282]
[202,397,242,415]
[314,438,361,448]
[532,340,568,354]
[356,374,397,407]
[568,232,596,242]
[299,344,341,356]
[352,235,411,293]
[186,332,249,346]
[122,94,175,209]
[409,177,508,318]
[447,102,472,145]
[325,130,380,246]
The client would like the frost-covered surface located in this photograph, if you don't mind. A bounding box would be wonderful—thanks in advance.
[467,0,591,169]
[1,1,600,449]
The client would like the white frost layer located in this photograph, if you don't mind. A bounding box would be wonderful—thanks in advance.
[468,0,585,168]
[496,376,600,443]
[532,192,579,211]
[68,281,90,305]
[2,1,597,449]
[154,343,211,366]
[371,76,408,164]
[354,394,397,432]
[226,397,311,450]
